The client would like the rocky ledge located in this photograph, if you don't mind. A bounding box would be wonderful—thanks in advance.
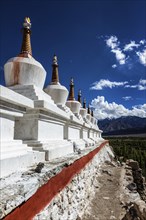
[122,159,146,220]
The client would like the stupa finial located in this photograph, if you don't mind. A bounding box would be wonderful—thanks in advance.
[23,17,31,29]
[51,54,59,84]
[83,98,86,109]
[91,110,94,117]
[88,105,91,114]
[68,78,75,101]
[78,90,82,103]
[19,17,32,57]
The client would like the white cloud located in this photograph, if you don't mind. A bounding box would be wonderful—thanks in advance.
[125,79,146,90]
[112,64,117,68]
[136,104,146,111]
[122,96,132,101]
[139,79,146,85]
[91,96,146,120]
[125,84,136,89]
[90,79,128,90]
[124,41,140,51]
[136,49,146,66]
[105,36,119,49]
[90,79,146,91]
[138,85,146,90]
[111,48,126,64]
[106,36,127,65]
[105,36,146,67]
[140,40,146,45]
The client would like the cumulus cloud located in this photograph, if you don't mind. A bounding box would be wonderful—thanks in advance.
[91,96,146,120]
[111,48,126,64]
[122,96,132,101]
[105,36,126,65]
[125,79,146,90]
[140,40,146,45]
[106,36,119,49]
[124,41,140,51]
[105,36,146,67]
[136,49,146,66]
[90,79,128,90]
[90,79,146,90]
[138,79,146,90]
[139,79,146,85]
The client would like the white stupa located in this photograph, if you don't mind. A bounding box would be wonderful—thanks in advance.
[86,105,91,122]
[44,55,68,105]
[66,78,81,115]
[79,94,87,119]
[4,17,46,90]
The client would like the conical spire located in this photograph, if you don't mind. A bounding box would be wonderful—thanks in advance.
[19,17,32,57]
[83,98,86,109]
[51,55,59,84]
[88,105,91,114]
[68,78,75,101]
[91,110,94,117]
[78,90,82,103]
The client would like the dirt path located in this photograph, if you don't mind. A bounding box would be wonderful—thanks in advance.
[81,162,126,220]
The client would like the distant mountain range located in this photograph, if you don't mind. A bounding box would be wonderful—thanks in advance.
[98,116,146,136]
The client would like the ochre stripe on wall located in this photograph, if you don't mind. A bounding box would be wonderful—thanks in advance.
[4,141,108,220]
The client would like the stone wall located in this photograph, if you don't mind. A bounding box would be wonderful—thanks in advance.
[33,145,114,220]
[2,142,113,220]
[1,18,112,220]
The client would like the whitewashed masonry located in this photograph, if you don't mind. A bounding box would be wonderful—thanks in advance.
[0,17,102,178]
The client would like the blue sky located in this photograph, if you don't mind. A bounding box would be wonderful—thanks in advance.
[0,0,146,119]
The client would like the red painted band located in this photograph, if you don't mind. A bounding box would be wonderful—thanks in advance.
[3,141,108,220]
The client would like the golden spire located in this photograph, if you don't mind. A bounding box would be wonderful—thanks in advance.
[83,98,86,109]
[19,17,32,57]
[88,105,91,114]
[51,55,59,84]
[68,78,75,101]
[78,90,82,103]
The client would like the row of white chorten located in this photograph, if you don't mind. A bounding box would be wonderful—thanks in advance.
[4,17,97,124]
[1,17,103,178]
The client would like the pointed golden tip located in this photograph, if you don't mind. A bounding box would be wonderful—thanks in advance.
[23,17,31,29]
[53,54,57,60]
[53,54,58,65]
[78,90,81,96]
[25,17,31,23]
[70,77,74,85]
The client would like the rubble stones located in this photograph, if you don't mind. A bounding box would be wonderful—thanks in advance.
[81,159,146,220]
[33,146,113,220]
[126,159,146,201]
[122,201,146,220]
[0,145,113,219]
[127,183,137,191]
[122,160,146,220]
[126,160,139,171]
[34,162,44,173]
